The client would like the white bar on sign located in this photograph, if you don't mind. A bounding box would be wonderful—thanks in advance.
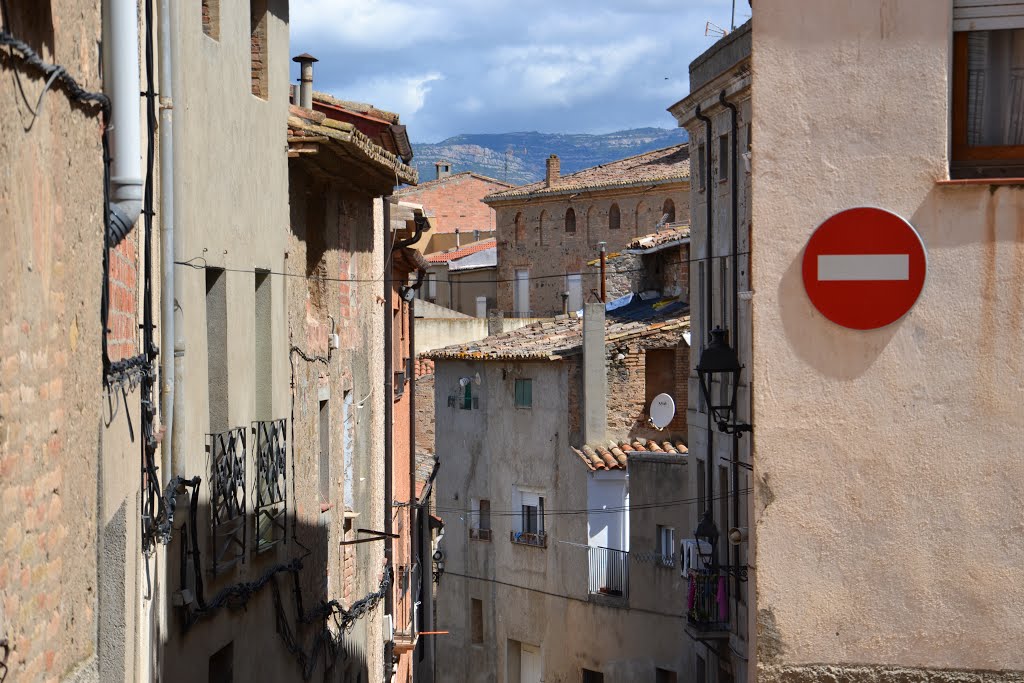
[817,254,909,281]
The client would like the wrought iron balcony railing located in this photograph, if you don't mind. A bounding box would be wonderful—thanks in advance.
[208,426,247,575]
[588,546,629,599]
[687,568,730,634]
[509,530,547,547]
[253,419,287,552]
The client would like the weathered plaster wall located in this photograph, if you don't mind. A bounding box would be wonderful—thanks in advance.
[752,2,1024,679]
[493,185,690,315]
[433,360,691,683]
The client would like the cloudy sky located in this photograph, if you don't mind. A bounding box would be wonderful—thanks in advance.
[289,0,742,143]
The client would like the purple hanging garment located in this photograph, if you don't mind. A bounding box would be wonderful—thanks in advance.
[687,573,697,610]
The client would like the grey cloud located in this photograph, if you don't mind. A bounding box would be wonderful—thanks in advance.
[290,0,738,142]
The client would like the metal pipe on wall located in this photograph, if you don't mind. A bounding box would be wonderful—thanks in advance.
[382,197,395,681]
[694,104,716,522]
[720,90,742,602]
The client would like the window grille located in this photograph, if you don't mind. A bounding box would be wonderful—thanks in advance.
[253,419,287,551]
[209,426,247,574]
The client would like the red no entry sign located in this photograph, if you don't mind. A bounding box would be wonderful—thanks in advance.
[801,207,927,330]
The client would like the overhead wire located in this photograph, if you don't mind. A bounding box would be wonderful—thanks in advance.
[433,488,751,518]
[174,250,750,287]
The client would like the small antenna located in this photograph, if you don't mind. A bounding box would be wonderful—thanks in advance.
[705,21,727,38]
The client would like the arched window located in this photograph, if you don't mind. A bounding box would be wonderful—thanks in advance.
[635,200,647,235]
[662,198,676,224]
[538,210,548,246]
[586,206,596,245]
[565,207,576,233]
[515,212,525,244]
[609,203,621,230]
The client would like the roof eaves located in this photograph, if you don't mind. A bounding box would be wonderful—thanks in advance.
[483,175,689,204]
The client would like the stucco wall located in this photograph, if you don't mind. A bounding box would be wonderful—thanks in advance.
[751,2,1024,679]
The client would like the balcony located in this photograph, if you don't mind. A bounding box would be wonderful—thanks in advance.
[208,426,248,575]
[509,530,547,548]
[394,563,421,652]
[588,546,629,600]
[469,527,492,541]
[253,419,287,552]
[686,568,730,638]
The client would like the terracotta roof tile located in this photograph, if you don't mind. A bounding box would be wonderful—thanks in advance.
[394,171,513,195]
[484,145,690,202]
[572,439,688,471]
[626,224,691,252]
[423,295,688,361]
[424,239,497,264]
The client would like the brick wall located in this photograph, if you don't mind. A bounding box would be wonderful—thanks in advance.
[107,237,139,361]
[566,331,689,447]
[394,174,510,241]
[201,0,219,39]
[493,184,690,314]
[250,0,268,99]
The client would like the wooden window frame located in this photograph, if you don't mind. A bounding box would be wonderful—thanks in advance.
[951,30,1024,175]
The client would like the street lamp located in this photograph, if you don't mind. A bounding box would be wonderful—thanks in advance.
[695,327,752,435]
[693,510,719,569]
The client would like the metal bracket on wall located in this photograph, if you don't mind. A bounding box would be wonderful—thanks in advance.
[340,528,400,546]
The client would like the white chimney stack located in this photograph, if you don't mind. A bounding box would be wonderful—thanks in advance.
[292,53,318,109]
[582,303,606,445]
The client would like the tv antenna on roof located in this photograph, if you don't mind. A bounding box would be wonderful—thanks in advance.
[705,21,728,38]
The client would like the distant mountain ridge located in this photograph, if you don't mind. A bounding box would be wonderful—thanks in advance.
[411,128,688,186]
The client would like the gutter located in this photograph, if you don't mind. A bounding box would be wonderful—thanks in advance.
[103,0,144,245]
[694,103,716,534]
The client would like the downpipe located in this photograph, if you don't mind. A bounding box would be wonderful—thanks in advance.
[694,104,716,521]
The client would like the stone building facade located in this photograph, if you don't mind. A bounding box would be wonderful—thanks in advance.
[425,298,691,683]
[485,148,690,317]
[672,3,1024,682]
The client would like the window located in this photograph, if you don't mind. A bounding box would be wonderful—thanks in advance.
[254,270,272,421]
[461,382,476,410]
[471,498,491,540]
[538,210,547,246]
[657,525,675,567]
[512,488,546,546]
[209,642,234,683]
[250,0,268,99]
[514,269,530,315]
[608,203,621,230]
[566,273,582,313]
[718,133,729,182]
[427,273,436,300]
[514,212,526,243]
[206,267,228,434]
[471,598,484,643]
[634,200,647,235]
[582,670,604,683]
[697,143,706,191]
[202,0,220,39]
[661,198,676,224]
[514,378,532,408]
[319,399,330,504]
[696,458,706,517]
[952,12,1024,177]
[254,418,286,551]
[565,207,577,233]
[718,465,729,564]
[656,669,678,683]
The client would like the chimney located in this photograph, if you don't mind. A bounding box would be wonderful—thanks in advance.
[545,154,560,187]
[582,303,606,445]
[435,161,451,180]
[292,53,318,109]
[455,228,461,248]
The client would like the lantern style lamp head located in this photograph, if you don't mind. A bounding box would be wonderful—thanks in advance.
[694,510,719,569]
[695,327,751,435]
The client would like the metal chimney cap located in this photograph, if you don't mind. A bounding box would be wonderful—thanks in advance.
[293,53,319,63]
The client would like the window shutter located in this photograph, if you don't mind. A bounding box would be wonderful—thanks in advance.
[954,1,1024,31]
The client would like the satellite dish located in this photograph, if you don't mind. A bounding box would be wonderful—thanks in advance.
[649,393,676,430]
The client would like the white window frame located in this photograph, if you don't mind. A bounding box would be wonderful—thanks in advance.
[566,272,582,313]
[657,525,675,568]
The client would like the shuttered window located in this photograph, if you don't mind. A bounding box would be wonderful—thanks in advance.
[954,1,1024,31]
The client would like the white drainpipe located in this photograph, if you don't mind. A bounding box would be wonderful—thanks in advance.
[103,0,144,244]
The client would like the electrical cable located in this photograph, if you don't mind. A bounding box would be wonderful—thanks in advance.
[175,250,751,287]
[433,488,751,518]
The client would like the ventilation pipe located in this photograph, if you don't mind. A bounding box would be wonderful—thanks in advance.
[582,303,606,445]
[103,0,144,246]
[293,53,317,109]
